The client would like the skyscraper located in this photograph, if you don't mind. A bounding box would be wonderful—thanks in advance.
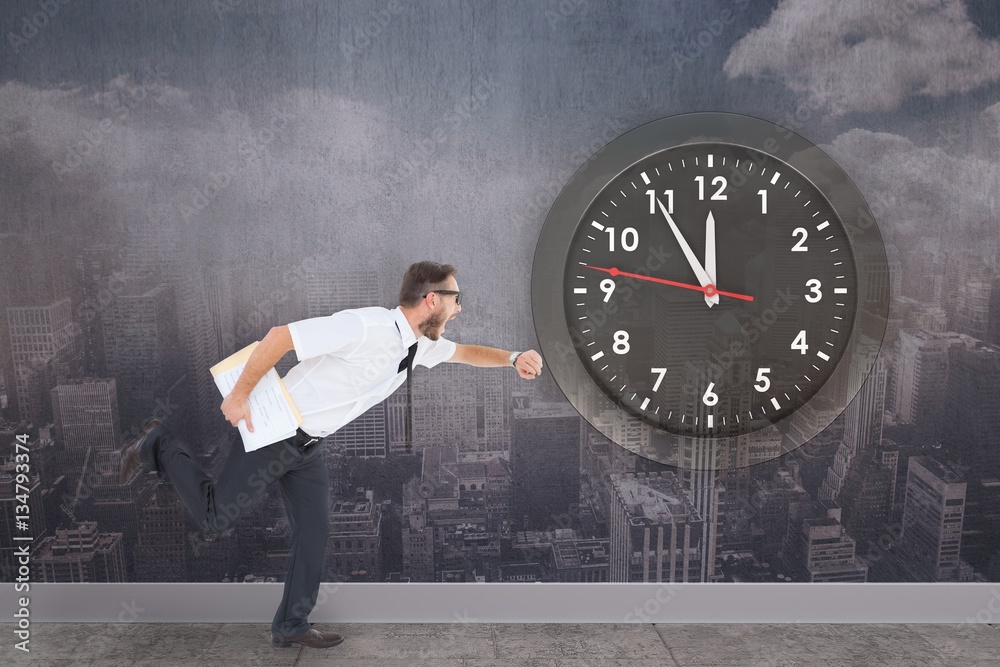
[511,402,581,532]
[609,471,707,583]
[133,486,188,582]
[32,521,126,583]
[51,378,121,453]
[819,340,886,501]
[898,457,967,582]
[893,330,972,437]
[7,298,78,424]
[101,279,182,429]
[943,343,1000,461]
[780,499,867,582]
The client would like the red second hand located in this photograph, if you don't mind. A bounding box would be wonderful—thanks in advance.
[583,265,755,302]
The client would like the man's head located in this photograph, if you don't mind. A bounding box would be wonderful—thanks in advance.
[399,261,462,340]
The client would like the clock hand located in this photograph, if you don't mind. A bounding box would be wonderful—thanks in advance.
[704,210,716,308]
[656,198,719,306]
[582,265,754,302]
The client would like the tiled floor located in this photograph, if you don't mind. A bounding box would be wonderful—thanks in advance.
[2,622,997,666]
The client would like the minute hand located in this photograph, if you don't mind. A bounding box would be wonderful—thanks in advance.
[656,198,719,306]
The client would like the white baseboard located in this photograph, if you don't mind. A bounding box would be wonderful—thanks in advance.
[5,583,1000,624]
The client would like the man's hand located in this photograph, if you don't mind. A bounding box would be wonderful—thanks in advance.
[221,392,254,432]
[515,350,543,380]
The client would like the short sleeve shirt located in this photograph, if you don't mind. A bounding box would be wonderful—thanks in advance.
[283,306,456,437]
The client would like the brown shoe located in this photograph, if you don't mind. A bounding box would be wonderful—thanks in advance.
[271,627,345,649]
[118,419,162,485]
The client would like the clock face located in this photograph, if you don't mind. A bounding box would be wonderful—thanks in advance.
[563,142,858,438]
[531,113,890,469]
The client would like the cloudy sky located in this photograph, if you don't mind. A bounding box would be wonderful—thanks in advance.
[1,0,999,319]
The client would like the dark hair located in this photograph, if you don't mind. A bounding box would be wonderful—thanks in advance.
[398,261,458,307]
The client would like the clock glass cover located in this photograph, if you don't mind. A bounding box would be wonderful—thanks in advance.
[531,113,889,469]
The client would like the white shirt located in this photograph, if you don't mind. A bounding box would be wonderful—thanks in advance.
[283,306,456,437]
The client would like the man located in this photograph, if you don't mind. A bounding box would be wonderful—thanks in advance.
[118,261,543,649]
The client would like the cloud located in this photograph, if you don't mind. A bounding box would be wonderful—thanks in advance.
[821,128,999,243]
[984,101,1000,142]
[724,0,1000,116]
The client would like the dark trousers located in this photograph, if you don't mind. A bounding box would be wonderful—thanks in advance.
[146,424,330,637]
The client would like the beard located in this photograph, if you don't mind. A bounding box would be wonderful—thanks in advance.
[419,311,447,340]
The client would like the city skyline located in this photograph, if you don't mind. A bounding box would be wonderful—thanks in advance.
[2,0,1000,586]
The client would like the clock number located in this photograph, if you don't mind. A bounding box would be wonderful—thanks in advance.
[695,175,728,201]
[702,382,719,406]
[754,368,771,392]
[647,189,673,215]
[604,227,639,252]
[791,330,808,354]
[621,227,638,251]
[757,189,767,214]
[651,367,667,392]
[805,279,822,303]
[791,227,808,251]
[613,330,630,354]
[600,279,615,303]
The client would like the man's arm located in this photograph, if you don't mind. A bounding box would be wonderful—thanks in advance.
[220,325,295,432]
[447,343,543,380]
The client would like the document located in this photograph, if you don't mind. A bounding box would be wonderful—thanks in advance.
[210,342,303,452]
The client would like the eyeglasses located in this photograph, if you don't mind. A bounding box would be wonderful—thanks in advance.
[424,290,462,305]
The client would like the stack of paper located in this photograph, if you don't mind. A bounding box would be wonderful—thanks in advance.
[210,342,303,452]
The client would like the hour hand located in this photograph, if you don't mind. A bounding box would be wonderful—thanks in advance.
[656,198,719,306]
[705,211,716,307]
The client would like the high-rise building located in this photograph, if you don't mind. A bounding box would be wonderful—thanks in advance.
[609,471,707,583]
[72,244,119,376]
[32,521,126,582]
[954,278,991,341]
[819,341,886,501]
[898,456,967,582]
[893,330,973,434]
[401,447,511,582]
[551,537,610,582]
[7,298,79,425]
[836,450,894,554]
[940,249,990,334]
[51,378,121,452]
[101,279,182,429]
[332,404,387,458]
[175,272,226,444]
[0,460,47,580]
[943,343,1000,461]
[511,402,581,532]
[133,486,188,581]
[305,269,383,318]
[780,499,867,582]
[749,465,811,565]
[410,363,481,449]
[326,488,384,582]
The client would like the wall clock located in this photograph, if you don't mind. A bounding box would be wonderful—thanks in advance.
[531,112,890,470]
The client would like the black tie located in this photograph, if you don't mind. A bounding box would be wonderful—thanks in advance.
[397,334,418,453]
